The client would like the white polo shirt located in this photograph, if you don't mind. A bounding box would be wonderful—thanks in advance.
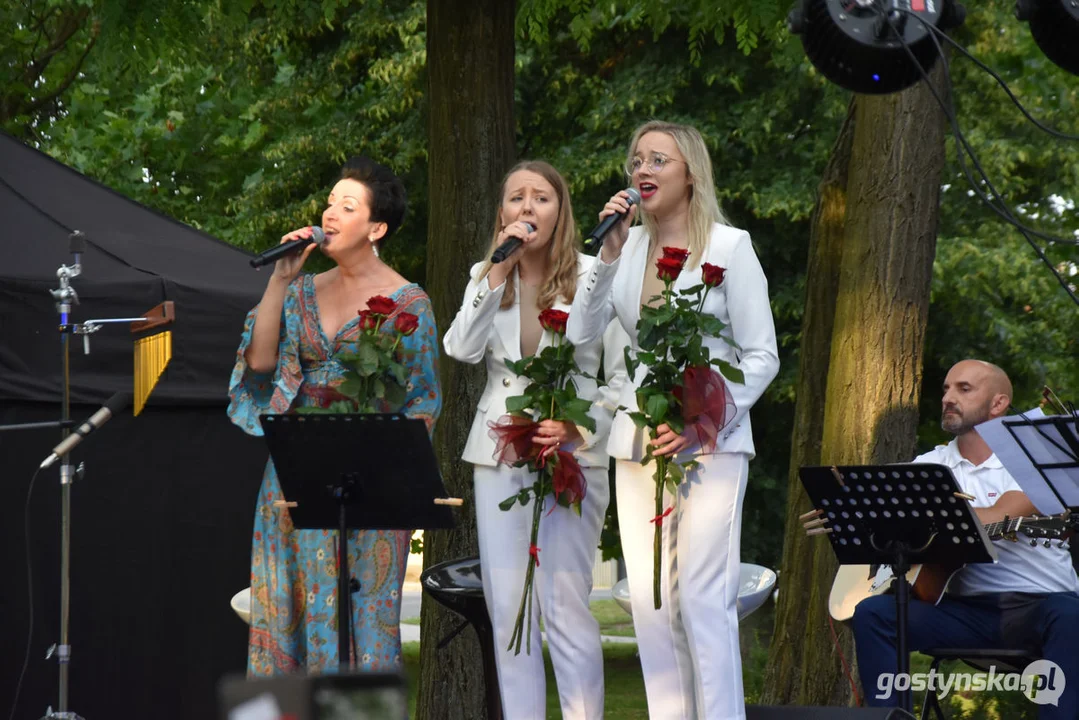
[914,440,1079,596]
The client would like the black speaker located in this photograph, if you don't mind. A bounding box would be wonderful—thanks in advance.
[747,707,914,719]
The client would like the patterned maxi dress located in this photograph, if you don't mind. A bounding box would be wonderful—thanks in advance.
[227,274,441,675]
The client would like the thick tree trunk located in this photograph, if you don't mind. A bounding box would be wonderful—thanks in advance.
[762,100,856,706]
[417,1,516,719]
[763,63,946,706]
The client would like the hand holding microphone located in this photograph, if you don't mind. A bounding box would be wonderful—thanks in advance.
[248,226,326,278]
[491,221,537,264]
[585,188,640,260]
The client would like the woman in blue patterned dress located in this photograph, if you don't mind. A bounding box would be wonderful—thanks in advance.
[227,157,441,675]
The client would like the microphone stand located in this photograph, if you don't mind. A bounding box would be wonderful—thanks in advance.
[44,230,86,720]
[0,232,155,719]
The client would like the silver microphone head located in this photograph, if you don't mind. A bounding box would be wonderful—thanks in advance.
[310,226,327,245]
[522,222,536,233]
[625,187,642,205]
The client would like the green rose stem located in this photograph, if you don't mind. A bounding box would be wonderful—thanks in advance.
[508,487,545,655]
[653,451,667,609]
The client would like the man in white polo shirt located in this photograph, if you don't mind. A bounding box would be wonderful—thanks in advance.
[852,359,1079,719]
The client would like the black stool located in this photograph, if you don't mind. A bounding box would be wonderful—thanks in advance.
[919,647,1037,719]
[421,555,502,720]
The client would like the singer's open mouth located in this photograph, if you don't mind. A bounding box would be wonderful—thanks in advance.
[639,182,658,199]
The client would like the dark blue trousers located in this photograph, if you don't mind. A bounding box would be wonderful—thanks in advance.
[852,591,1079,719]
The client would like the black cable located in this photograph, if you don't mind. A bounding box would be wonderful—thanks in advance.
[920,18,1079,142]
[885,9,1079,306]
[892,9,1079,248]
[8,466,43,720]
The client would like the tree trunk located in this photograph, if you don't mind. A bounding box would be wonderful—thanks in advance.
[762,100,856,706]
[763,63,946,706]
[417,1,516,719]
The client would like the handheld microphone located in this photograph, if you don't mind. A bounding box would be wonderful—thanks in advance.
[584,188,641,252]
[491,222,536,264]
[249,227,327,269]
[40,391,132,469]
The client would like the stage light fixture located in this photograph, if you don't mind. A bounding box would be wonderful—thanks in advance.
[788,0,968,94]
[1016,0,1079,76]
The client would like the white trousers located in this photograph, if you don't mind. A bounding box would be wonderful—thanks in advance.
[617,452,749,720]
[474,463,610,720]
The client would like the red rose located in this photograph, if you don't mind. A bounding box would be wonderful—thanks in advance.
[366,295,397,315]
[538,308,569,335]
[394,311,420,337]
[661,247,690,265]
[357,309,380,331]
[701,262,726,288]
[656,257,684,282]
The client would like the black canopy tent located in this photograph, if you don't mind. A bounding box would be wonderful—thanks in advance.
[0,131,271,719]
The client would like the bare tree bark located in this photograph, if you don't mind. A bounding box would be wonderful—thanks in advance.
[417,1,516,718]
[763,62,947,706]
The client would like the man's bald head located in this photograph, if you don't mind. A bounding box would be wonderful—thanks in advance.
[940,360,1013,435]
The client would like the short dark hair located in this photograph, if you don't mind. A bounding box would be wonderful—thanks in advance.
[340,156,407,243]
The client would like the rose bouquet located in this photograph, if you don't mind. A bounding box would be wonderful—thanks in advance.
[299,294,418,413]
[625,248,743,608]
[487,308,596,654]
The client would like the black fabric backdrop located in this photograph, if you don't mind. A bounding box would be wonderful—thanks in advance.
[0,131,272,719]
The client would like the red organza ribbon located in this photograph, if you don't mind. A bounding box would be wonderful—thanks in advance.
[528,544,541,567]
[488,415,543,465]
[550,449,587,508]
[680,365,737,453]
[301,385,353,408]
[650,506,674,526]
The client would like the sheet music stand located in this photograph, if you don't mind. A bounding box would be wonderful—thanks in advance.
[799,464,997,713]
[260,412,456,672]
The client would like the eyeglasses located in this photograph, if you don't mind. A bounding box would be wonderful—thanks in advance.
[625,153,685,176]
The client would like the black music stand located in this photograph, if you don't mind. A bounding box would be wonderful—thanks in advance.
[260,413,456,672]
[799,464,997,714]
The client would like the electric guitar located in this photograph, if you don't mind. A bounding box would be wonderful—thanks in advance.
[828,513,1073,622]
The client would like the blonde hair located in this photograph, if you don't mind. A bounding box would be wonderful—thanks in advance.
[476,160,580,310]
[625,120,729,268]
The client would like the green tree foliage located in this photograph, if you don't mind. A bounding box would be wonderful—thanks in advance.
[7,0,1077,572]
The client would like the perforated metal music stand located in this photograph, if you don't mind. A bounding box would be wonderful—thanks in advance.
[799,463,997,713]
[260,412,456,672]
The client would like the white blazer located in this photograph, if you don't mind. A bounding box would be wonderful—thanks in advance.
[443,253,629,469]
[566,223,779,461]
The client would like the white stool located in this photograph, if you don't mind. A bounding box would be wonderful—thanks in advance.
[230,587,251,625]
[611,562,777,621]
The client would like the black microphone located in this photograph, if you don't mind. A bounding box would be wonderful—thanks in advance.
[249,227,327,269]
[40,391,132,469]
[491,222,536,264]
[584,188,641,252]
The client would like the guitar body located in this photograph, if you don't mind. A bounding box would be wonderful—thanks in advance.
[824,513,1070,622]
[829,562,963,622]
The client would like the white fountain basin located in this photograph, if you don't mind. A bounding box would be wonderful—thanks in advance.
[611,562,777,621]
[231,587,251,625]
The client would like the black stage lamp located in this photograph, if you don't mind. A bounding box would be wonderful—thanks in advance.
[1016,0,1079,76]
[789,0,967,94]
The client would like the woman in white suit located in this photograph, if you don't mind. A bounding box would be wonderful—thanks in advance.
[566,122,780,720]
[443,160,627,720]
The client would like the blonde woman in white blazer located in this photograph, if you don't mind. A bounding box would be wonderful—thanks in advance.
[443,160,628,720]
[567,122,780,720]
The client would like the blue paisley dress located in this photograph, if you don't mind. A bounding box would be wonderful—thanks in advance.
[227,274,441,675]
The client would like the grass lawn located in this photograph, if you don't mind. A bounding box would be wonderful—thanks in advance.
[402,641,647,719]
[401,603,1041,718]
[401,599,634,637]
